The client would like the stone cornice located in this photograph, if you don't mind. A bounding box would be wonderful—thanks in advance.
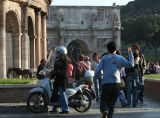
[9,0,51,12]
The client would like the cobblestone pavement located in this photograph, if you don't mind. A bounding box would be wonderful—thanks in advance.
[0,96,160,115]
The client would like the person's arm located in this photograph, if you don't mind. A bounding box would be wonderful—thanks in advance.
[120,47,134,68]
[139,59,144,79]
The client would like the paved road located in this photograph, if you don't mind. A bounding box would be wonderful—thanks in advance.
[0,110,160,118]
[0,97,160,118]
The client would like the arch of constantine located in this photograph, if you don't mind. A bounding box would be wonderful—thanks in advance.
[0,0,52,78]
[47,6,121,62]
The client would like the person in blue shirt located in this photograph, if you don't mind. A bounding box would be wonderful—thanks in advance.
[94,41,134,118]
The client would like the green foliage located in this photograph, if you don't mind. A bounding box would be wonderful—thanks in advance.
[121,15,160,60]
[121,0,160,60]
[145,54,160,62]
[122,15,160,45]
[0,78,37,85]
[121,0,160,19]
[144,74,160,79]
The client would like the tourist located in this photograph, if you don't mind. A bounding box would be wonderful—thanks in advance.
[150,62,155,74]
[91,52,102,101]
[145,60,150,74]
[36,59,46,80]
[132,44,146,103]
[116,51,128,107]
[94,41,134,118]
[50,46,69,114]
[67,58,74,83]
[126,51,140,107]
[85,56,91,69]
[154,61,160,74]
[73,54,89,83]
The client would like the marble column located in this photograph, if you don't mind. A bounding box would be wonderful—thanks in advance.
[0,0,7,78]
[21,5,29,69]
[29,35,36,71]
[35,8,42,67]
[13,33,22,68]
[41,12,47,59]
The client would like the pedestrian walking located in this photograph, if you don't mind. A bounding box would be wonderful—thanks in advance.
[94,41,134,118]
[116,51,128,107]
[126,51,140,107]
[132,44,146,103]
[91,52,102,101]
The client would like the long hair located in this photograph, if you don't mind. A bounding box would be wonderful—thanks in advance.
[61,54,70,63]
[92,52,100,60]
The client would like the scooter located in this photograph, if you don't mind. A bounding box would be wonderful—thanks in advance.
[75,70,96,100]
[27,77,92,113]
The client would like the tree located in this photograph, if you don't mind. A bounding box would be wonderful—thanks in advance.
[121,18,136,44]
[151,31,160,60]
[121,15,160,60]
[121,0,160,19]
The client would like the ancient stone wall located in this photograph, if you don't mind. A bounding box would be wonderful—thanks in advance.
[0,0,52,78]
[47,6,121,58]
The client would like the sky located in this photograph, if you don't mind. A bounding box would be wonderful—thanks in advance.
[51,0,134,6]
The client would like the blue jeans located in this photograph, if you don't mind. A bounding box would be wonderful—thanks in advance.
[126,74,139,107]
[93,75,102,100]
[119,90,127,106]
[58,87,68,111]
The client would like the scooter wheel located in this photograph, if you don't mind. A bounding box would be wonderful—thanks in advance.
[27,92,47,113]
[74,90,92,112]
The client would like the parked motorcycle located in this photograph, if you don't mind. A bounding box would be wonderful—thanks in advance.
[75,70,96,100]
[27,77,92,113]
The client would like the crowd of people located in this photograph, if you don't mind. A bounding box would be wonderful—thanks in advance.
[36,41,147,118]
[145,60,160,74]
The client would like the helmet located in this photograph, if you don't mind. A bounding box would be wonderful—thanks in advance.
[55,46,67,54]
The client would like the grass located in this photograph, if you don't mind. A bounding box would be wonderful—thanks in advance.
[0,78,37,85]
[144,74,160,79]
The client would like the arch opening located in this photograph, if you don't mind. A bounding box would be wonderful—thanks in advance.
[6,11,20,71]
[67,39,89,63]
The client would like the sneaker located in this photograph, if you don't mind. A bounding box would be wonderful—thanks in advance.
[122,103,128,108]
[102,112,108,118]
[59,111,69,114]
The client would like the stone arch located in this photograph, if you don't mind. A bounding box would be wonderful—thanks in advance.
[67,39,89,62]
[6,3,21,33]
[6,10,21,70]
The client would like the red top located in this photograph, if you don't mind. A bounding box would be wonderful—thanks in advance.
[67,63,73,76]
[73,61,89,80]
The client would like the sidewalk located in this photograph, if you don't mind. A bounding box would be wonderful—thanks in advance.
[0,96,160,114]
